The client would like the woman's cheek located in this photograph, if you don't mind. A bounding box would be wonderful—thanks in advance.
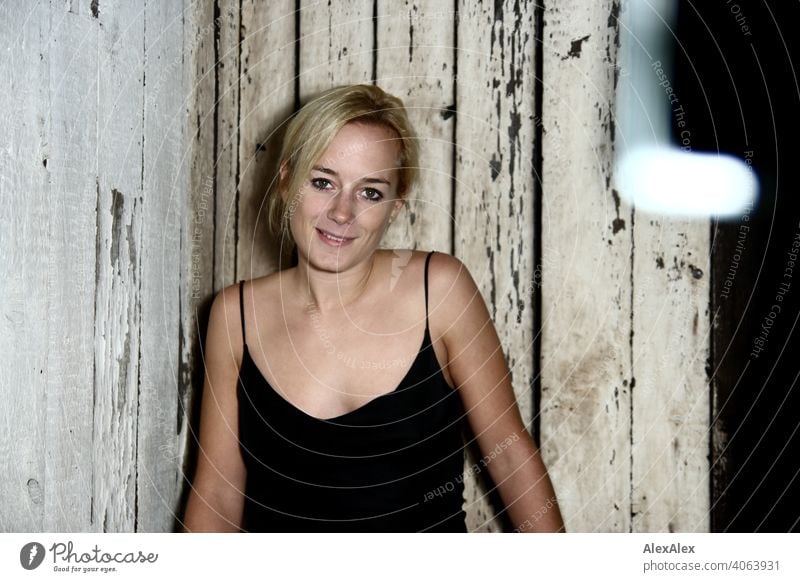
[365,203,393,226]
[294,192,326,226]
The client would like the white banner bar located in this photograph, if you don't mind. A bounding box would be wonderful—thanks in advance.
[1,533,797,581]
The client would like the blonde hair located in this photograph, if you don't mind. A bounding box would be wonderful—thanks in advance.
[268,84,418,249]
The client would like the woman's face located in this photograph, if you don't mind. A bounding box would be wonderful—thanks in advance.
[286,122,403,273]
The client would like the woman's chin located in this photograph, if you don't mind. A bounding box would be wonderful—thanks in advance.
[303,247,357,272]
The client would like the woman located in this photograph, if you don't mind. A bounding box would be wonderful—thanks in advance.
[183,85,563,532]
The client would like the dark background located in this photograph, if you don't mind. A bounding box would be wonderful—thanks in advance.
[674,0,800,531]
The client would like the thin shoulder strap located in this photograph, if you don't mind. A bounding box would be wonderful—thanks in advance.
[238,280,246,346]
[424,251,435,327]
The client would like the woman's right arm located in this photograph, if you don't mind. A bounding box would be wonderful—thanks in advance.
[182,285,247,532]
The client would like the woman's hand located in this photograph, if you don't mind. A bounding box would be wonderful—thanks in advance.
[430,254,565,532]
[182,285,248,532]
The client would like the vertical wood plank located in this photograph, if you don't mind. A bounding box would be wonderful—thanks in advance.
[92,0,146,532]
[299,0,374,99]
[180,0,219,529]
[455,0,537,532]
[136,0,191,531]
[631,224,710,531]
[238,0,297,277]
[0,1,51,532]
[43,5,99,531]
[214,1,242,288]
[619,0,711,532]
[540,0,632,532]
[375,1,455,252]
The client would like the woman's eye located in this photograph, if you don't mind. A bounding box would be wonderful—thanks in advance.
[362,188,383,202]
[311,178,332,190]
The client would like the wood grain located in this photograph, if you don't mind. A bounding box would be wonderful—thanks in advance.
[42,4,99,532]
[376,1,455,252]
[238,0,297,278]
[180,0,218,528]
[136,0,191,532]
[92,0,146,532]
[0,1,52,532]
[214,0,242,289]
[299,0,374,99]
[632,218,710,531]
[455,0,537,532]
[540,0,632,532]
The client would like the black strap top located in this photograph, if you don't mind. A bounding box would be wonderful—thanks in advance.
[236,251,467,532]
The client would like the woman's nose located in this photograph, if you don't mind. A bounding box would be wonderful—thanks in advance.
[327,190,355,224]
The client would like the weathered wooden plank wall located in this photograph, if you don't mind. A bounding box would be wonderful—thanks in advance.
[539,0,710,532]
[0,1,201,532]
[0,0,712,533]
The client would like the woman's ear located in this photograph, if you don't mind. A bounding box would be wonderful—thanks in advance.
[278,161,289,201]
[389,198,405,223]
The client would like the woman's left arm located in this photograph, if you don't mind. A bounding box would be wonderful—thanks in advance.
[430,253,565,533]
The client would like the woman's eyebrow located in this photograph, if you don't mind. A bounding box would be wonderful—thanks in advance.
[311,165,391,185]
[312,165,338,176]
[362,176,391,185]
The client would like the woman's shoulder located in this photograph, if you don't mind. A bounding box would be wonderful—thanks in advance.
[209,270,288,316]
[419,252,484,325]
[376,248,466,270]
[234,269,290,296]
[377,249,478,299]
[377,250,486,343]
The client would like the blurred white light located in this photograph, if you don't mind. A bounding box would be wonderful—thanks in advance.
[613,0,759,218]
[616,146,758,217]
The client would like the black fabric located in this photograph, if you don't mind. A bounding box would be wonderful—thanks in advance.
[236,251,467,532]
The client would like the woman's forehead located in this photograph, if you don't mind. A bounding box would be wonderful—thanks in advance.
[316,123,401,170]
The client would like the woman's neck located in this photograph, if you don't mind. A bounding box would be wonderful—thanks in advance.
[290,254,377,313]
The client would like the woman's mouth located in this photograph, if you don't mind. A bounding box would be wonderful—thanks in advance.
[315,228,355,247]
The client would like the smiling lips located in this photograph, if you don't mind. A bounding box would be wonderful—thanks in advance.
[315,227,355,246]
